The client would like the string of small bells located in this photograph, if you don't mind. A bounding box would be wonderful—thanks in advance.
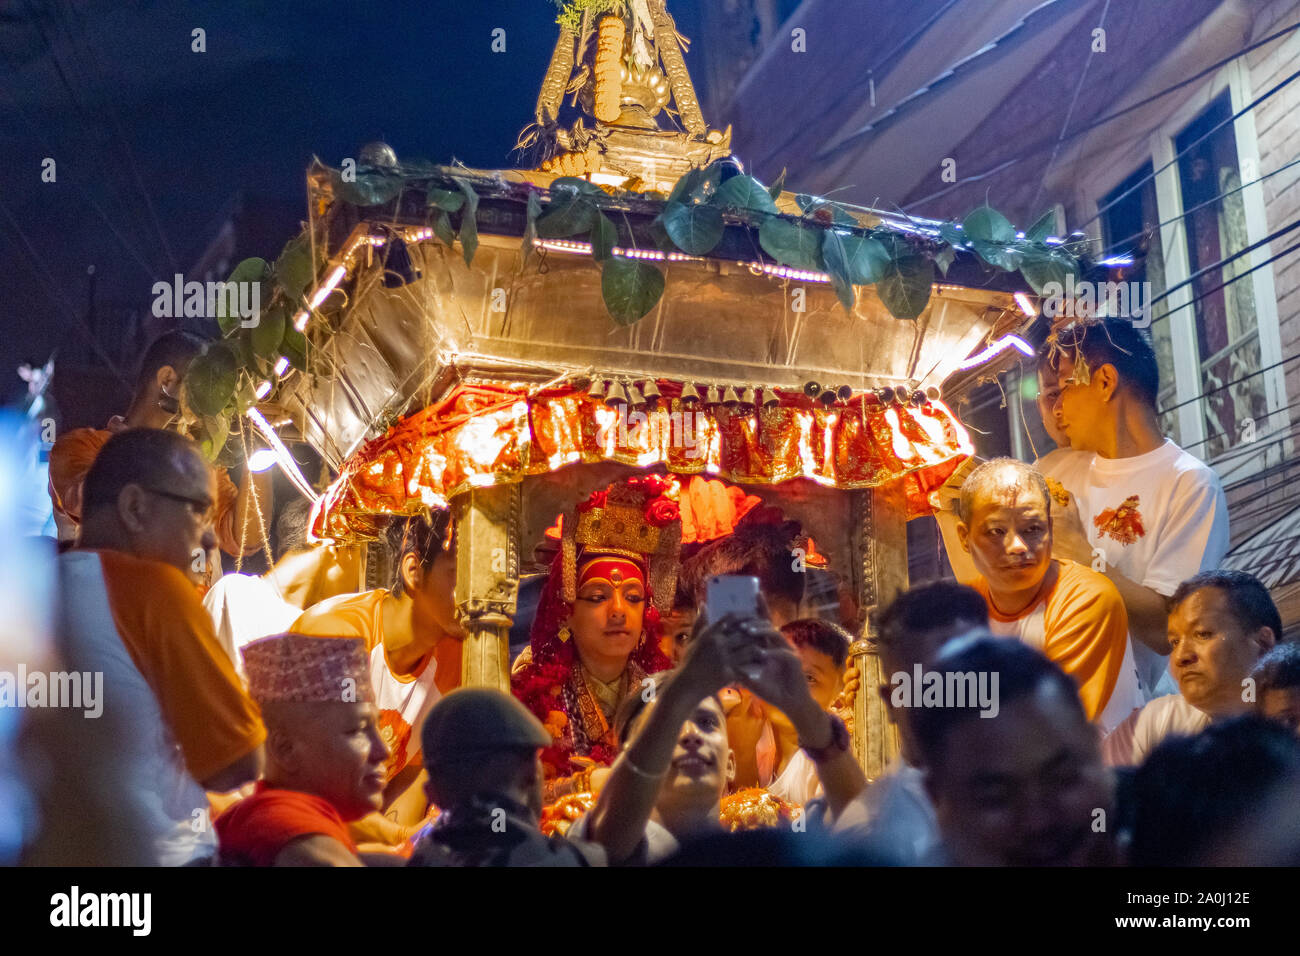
[586,378,942,411]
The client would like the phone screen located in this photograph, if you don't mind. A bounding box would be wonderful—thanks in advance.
[705,574,761,621]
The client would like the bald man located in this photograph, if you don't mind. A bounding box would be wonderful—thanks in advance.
[956,457,1143,734]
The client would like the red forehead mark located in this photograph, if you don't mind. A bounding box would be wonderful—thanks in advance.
[578,557,645,589]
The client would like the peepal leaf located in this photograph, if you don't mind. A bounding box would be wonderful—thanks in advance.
[662,200,723,255]
[535,192,597,237]
[276,237,315,305]
[251,303,287,357]
[1019,247,1079,295]
[1025,209,1056,243]
[716,175,780,214]
[590,212,617,261]
[758,217,822,270]
[281,324,308,372]
[216,258,270,335]
[184,343,239,418]
[426,187,465,213]
[962,205,1016,243]
[432,209,456,248]
[198,414,229,463]
[970,240,1023,272]
[601,255,664,326]
[877,254,934,321]
[822,231,890,285]
[767,168,787,201]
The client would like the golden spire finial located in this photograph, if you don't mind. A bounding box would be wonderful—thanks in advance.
[520,0,732,192]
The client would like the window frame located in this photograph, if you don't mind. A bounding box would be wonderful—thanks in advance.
[1070,57,1287,482]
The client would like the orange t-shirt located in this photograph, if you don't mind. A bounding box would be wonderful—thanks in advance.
[291,589,462,694]
[49,425,248,556]
[95,549,266,783]
[973,559,1141,731]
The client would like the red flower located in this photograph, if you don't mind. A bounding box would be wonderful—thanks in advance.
[627,474,670,497]
[578,489,608,512]
[645,497,679,526]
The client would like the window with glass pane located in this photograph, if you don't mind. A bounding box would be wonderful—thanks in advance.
[1175,91,1265,460]
[1100,163,1176,442]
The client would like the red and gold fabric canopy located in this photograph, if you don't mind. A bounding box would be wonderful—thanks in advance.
[310,381,972,541]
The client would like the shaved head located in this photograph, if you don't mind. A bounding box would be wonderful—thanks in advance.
[958,458,1050,524]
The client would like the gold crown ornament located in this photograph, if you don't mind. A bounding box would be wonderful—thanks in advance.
[560,476,682,613]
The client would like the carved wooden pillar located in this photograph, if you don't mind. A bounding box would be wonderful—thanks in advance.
[849,480,909,779]
[452,483,521,692]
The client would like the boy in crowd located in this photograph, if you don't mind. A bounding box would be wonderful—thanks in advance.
[1041,318,1229,698]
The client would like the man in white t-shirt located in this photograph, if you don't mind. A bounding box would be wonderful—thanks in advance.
[1102,569,1279,765]
[202,500,361,677]
[1037,319,1229,698]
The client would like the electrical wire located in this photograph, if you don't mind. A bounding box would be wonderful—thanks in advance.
[1079,68,1300,231]
[905,20,1300,210]
[1100,156,1300,259]
[0,194,128,384]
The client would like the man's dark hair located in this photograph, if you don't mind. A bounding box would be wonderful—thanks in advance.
[274,499,314,562]
[82,428,204,514]
[910,635,1085,769]
[1170,569,1282,644]
[1130,715,1300,866]
[679,512,806,608]
[1046,318,1159,410]
[385,509,453,597]
[134,330,206,393]
[957,457,1050,525]
[781,618,851,669]
[874,581,990,649]
[1251,641,1300,695]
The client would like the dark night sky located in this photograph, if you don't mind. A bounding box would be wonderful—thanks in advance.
[0,0,707,403]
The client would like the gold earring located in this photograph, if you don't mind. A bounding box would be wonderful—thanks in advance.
[558,626,572,643]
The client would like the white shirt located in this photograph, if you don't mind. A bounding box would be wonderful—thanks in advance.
[371,643,442,784]
[767,749,822,807]
[201,574,301,679]
[832,758,938,865]
[56,552,214,866]
[1101,693,1210,766]
[1038,440,1230,696]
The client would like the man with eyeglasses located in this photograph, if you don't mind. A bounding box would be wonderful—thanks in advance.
[56,427,265,865]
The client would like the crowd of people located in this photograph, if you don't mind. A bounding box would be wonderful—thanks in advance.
[17,315,1300,867]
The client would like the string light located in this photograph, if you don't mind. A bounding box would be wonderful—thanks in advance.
[254,380,272,399]
[1014,292,1038,318]
[955,334,1035,371]
[274,356,290,376]
[309,265,347,309]
[246,406,317,501]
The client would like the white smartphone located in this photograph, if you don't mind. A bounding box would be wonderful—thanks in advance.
[705,574,762,621]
